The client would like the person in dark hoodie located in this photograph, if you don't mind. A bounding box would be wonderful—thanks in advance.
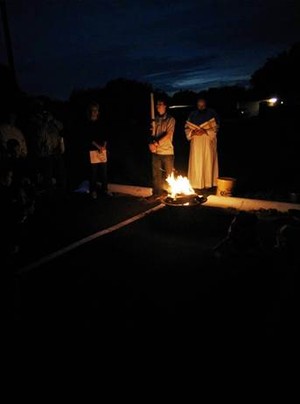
[84,102,112,199]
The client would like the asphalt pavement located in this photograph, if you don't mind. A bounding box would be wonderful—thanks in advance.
[10,185,299,342]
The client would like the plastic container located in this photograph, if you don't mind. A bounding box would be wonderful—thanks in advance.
[216,177,236,197]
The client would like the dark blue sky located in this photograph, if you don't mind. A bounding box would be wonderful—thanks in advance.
[1,0,299,100]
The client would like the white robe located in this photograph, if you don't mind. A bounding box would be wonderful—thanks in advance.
[187,124,218,190]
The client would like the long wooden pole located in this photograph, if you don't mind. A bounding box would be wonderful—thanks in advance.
[150,92,155,135]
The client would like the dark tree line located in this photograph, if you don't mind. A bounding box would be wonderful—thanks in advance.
[1,41,299,125]
[1,42,299,189]
[250,42,300,102]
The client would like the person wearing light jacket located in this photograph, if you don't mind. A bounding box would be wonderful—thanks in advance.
[148,98,175,200]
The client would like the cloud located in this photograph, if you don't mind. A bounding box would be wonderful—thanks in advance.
[2,0,299,99]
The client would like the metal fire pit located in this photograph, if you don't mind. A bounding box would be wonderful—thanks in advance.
[162,193,207,207]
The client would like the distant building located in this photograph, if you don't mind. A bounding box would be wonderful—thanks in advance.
[236,100,260,117]
[237,97,284,118]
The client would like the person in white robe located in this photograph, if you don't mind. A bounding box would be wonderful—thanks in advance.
[185,98,219,190]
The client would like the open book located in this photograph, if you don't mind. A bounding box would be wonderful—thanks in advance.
[89,149,107,164]
[185,117,217,134]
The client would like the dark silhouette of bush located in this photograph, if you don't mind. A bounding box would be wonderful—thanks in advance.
[250,42,300,102]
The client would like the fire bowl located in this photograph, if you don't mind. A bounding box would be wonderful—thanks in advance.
[162,193,207,207]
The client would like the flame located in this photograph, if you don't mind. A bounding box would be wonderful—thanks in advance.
[166,172,195,199]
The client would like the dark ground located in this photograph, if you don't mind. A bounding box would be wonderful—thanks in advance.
[9,187,299,343]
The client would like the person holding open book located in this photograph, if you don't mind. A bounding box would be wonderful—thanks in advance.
[85,101,112,199]
[184,97,220,191]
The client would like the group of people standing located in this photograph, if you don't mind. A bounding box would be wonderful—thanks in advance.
[0,101,68,256]
[1,95,220,205]
[79,95,220,202]
[147,96,220,200]
[0,94,220,257]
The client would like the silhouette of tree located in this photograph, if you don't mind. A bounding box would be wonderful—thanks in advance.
[197,85,248,118]
[250,42,300,101]
[170,90,197,106]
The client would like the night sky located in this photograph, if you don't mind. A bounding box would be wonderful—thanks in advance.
[1,0,299,100]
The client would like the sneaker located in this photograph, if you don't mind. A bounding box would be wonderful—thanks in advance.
[145,194,161,202]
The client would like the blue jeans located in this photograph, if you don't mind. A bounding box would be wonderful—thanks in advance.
[151,154,174,195]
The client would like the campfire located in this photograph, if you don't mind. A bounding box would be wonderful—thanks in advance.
[162,172,206,206]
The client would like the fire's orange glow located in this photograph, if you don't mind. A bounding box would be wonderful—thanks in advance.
[166,172,195,199]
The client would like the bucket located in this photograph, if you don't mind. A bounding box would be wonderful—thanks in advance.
[216,177,236,197]
[289,192,300,203]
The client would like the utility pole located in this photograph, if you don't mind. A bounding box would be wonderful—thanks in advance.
[0,0,18,88]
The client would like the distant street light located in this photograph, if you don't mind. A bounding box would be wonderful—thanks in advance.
[267,97,278,106]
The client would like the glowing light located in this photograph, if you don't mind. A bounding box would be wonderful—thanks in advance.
[169,105,192,109]
[267,97,278,106]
